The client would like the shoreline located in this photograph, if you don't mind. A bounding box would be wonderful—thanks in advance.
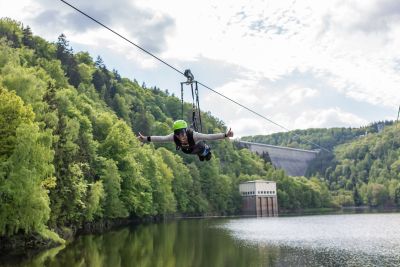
[1,207,399,262]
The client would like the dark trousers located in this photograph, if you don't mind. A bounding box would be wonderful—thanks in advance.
[189,141,207,155]
[190,141,211,161]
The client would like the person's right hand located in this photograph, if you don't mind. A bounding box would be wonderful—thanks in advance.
[137,132,146,142]
[225,128,234,138]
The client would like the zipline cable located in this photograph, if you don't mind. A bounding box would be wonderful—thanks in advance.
[59,0,331,153]
[199,81,291,135]
[198,80,330,152]
[59,0,185,77]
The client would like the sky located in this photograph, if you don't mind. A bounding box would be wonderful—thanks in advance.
[1,0,400,137]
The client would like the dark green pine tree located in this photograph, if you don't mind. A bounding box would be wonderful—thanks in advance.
[56,34,81,88]
[92,56,114,106]
[56,34,71,66]
[22,26,35,48]
[112,69,122,82]
[94,55,104,68]
[353,187,363,206]
[395,185,400,207]
[92,69,105,92]
[92,56,106,96]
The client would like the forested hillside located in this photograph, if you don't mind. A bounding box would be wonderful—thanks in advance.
[242,122,400,207]
[0,18,335,245]
[241,122,393,150]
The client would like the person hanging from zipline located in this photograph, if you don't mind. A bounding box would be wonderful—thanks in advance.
[138,120,234,161]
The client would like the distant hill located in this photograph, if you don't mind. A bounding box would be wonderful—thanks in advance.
[241,121,393,150]
[242,121,400,207]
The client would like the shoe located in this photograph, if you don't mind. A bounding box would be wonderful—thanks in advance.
[205,151,212,161]
[201,145,210,157]
[199,155,205,161]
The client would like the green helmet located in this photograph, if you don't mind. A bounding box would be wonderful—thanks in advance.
[173,120,187,131]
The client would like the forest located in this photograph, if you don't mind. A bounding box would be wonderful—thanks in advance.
[242,121,400,207]
[0,18,335,245]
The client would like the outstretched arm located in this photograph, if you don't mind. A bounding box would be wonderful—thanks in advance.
[226,128,234,138]
[137,132,174,143]
[193,128,234,142]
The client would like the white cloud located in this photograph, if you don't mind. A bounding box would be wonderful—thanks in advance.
[2,0,399,136]
[227,118,272,138]
[215,106,368,137]
[0,0,35,21]
[210,79,261,106]
[285,86,318,105]
[294,108,368,129]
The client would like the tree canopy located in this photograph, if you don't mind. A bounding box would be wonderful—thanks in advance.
[0,18,340,241]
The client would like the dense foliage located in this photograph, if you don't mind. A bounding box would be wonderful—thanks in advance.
[0,18,334,241]
[241,123,393,151]
[242,122,400,207]
[332,124,400,206]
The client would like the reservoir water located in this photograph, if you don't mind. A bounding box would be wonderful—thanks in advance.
[2,213,400,266]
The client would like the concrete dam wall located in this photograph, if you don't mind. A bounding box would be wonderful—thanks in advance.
[237,141,319,177]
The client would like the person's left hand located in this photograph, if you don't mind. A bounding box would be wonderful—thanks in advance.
[225,128,233,138]
[137,132,146,142]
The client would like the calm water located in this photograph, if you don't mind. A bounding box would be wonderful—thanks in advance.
[2,213,400,267]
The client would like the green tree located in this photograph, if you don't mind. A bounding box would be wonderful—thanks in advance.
[0,123,54,235]
[394,184,400,206]
[100,121,152,216]
[85,181,105,222]
[1,64,49,113]
[157,148,192,213]
[353,187,363,206]
[22,25,35,48]
[362,183,388,206]
[56,34,81,88]
[100,158,128,218]
[0,18,23,47]
[0,87,34,160]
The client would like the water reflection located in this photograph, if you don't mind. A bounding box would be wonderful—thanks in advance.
[4,214,400,267]
[10,219,279,267]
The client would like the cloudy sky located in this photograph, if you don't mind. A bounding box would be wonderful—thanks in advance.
[2,0,400,137]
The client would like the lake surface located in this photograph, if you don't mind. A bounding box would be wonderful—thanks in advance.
[2,213,400,266]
